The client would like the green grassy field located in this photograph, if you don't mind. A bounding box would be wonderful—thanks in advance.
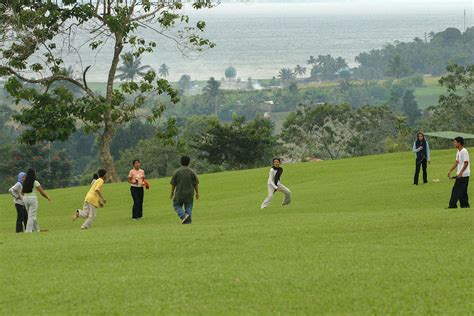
[0,149,472,314]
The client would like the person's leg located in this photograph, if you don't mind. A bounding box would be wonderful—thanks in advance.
[24,198,32,233]
[81,203,97,229]
[279,184,292,205]
[459,177,470,208]
[137,187,144,218]
[21,205,28,231]
[184,202,193,223]
[173,201,187,221]
[448,178,462,208]
[422,159,428,184]
[414,160,421,185]
[260,185,275,209]
[15,204,24,233]
[25,198,39,233]
[130,187,139,219]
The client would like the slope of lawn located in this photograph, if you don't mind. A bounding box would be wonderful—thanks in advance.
[0,149,472,315]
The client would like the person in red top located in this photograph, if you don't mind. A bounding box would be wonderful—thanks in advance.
[128,159,146,220]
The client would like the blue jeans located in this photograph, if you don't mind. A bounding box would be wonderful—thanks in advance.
[173,201,193,223]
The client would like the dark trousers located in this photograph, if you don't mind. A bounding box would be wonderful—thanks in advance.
[449,177,470,208]
[414,159,428,185]
[15,203,28,233]
[130,186,144,219]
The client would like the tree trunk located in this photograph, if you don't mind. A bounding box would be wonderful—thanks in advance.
[99,122,120,182]
[99,33,123,183]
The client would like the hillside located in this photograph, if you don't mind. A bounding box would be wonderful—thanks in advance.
[0,149,472,314]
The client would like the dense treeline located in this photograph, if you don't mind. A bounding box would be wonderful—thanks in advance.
[1,27,473,191]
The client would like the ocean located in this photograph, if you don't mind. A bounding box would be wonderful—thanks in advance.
[61,1,471,81]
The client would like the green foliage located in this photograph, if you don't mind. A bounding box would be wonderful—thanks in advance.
[401,90,421,126]
[354,27,474,80]
[177,74,192,95]
[193,115,278,169]
[116,53,152,82]
[0,0,215,181]
[310,55,348,81]
[0,143,73,191]
[281,103,402,160]
[422,64,474,146]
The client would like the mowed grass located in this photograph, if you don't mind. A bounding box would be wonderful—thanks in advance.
[0,150,472,315]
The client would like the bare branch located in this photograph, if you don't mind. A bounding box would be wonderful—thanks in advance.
[0,66,96,99]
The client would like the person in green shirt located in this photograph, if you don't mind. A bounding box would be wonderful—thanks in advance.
[170,156,199,224]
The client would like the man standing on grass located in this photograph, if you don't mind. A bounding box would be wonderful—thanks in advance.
[170,156,199,224]
[73,169,107,229]
[447,137,470,209]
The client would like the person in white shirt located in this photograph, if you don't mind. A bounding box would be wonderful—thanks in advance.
[260,158,291,209]
[8,172,27,233]
[447,137,470,209]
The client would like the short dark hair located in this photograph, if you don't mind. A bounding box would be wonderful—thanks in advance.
[132,159,140,165]
[92,173,99,180]
[273,157,281,163]
[181,156,191,166]
[98,169,107,178]
[454,137,465,146]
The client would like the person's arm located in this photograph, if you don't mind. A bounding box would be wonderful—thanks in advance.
[170,185,176,199]
[448,160,458,178]
[37,186,51,201]
[127,170,134,184]
[412,142,422,153]
[8,183,20,199]
[426,142,430,162]
[194,184,199,200]
[268,169,278,190]
[95,188,106,204]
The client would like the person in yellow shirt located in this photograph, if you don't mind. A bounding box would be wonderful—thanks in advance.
[73,169,107,229]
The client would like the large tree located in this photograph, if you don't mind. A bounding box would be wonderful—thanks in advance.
[0,0,215,181]
[423,64,474,135]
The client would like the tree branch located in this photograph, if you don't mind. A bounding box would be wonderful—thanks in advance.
[0,66,96,99]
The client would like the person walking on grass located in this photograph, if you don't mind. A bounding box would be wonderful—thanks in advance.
[261,158,291,209]
[128,159,146,220]
[447,137,470,209]
[413,132,430,185]
[73,169,107,229]
[22,168,51,233]
[8,172,28,233]
[170,156,199,224]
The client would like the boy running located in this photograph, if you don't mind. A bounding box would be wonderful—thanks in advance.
[73,169,107,229]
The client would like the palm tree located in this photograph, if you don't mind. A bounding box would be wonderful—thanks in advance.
[278,68,295,86]
[386,55,409,81]
[203,77,221,116]
[116,52,151,82]
[294,65,306,77]
[307,55,317,66]
[335,57,348,71]
[158,63,170,78]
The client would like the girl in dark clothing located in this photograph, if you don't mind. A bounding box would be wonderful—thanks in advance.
[412,132,431,185]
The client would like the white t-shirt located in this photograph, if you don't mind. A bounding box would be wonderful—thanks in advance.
[456,148,470,177]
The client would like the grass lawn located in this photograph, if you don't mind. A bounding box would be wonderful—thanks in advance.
[415,85,446,109]
[0,149,472,314]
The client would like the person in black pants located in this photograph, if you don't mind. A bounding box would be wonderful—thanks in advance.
[447,137,470,209]
[128,159,146,220]
[412,132,430,185]
[8,172,28,232]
